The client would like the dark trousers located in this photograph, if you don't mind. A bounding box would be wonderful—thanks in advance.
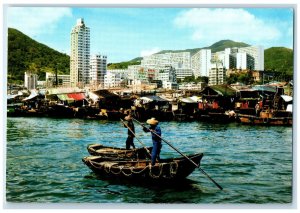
[151,141,162,165]
[126,136,135,149]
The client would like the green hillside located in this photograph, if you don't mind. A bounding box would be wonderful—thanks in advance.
[156,48,201,55]
[107,57,142,70]
[8,28,70,84]
[264,47,293,77]
[156,40,249,55]
[206,40,249,53]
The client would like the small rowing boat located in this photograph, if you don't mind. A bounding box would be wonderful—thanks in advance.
[82,153,203,181]
[87,144,152,159]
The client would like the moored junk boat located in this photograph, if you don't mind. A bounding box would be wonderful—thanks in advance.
[237,110,292,126]
[82,153,203,181]
[87,144,152,159]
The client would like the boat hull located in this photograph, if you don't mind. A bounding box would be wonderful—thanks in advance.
[82,153,203,181]
[238,114,292,126]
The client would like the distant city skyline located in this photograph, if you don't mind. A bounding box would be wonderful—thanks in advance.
[6,7,294,63]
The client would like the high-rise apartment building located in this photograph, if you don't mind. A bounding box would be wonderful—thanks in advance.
[209,63,225,85]
[236,52,247,70]
[90,54,107,88]
[191,49,211,77]
[70,18,90,87]
[221,46,263,71]
[141,52,191,70]
[238,46,264,71]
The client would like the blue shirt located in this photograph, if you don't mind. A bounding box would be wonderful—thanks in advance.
[147,125,161,143]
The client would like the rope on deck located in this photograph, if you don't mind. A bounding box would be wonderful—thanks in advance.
[88,159,180,179]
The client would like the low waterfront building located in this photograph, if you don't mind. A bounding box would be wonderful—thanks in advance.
[24,72,38,90]
[104,72,122,88]
[175,68,193,80]
[45,72,71,88]
[178,82,206,90]
[108,69,129,80]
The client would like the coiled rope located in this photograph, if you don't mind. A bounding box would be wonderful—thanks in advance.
[88,160,180,179]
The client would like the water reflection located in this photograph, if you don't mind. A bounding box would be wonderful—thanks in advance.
[6,118,292,203]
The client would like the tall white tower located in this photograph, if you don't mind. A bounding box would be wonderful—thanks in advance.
[70,18,90,87]
[191,49,211,78]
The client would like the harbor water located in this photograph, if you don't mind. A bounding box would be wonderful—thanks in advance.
[6,117,293,204]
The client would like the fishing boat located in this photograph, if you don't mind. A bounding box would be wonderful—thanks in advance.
[238,110,292,126]
[82,153,203,181]
[87,144,152,159]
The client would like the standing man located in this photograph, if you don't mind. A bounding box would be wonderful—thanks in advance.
[124,115,135,149]
[143,117,162,166]
[255,102,260,117]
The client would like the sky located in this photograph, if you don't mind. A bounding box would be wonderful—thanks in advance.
[6,6,294,63]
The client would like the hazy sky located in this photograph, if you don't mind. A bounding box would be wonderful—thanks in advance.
[6,7,294,63]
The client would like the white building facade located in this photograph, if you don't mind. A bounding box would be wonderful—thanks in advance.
[24,72,38,90]
[141,52,191,70]
[191,49,211,78]
[45,72,70,87]
[104,72,122,88]
[209,63,226,85]
[70,18,90,87]
[215,46,263,71]
[238,46,264,71]
[236,52,247,70]
[90,54,107,88]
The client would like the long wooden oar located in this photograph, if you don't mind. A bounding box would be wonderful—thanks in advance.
[120,118,152,158]
[132,118,223,190]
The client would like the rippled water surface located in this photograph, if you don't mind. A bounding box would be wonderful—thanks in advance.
[6,117,293,204]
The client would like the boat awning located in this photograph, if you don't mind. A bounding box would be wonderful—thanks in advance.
[57,94,74,101]
[180,96,200,103]
[140,97,153,104]
[57,93,86,101]
[281,95,293,102]
[91,90,120,99]
[7,94,19,100]
[22,90,38,101]
[47,87,82,95]
[88,91,100,102]
[252,85,277,93]
[68,93,85,101]
[286,104,292,112]
[139,96,169,104]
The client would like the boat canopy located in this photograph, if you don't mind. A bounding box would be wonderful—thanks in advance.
[252,85,277,93]
[47,87,82,95]
[91,90,120,99]
[200,85,237,97]
[180,96,201,103]
[140,96,169,103]
[57,93,86,101]
[7,94,19,100]
[286,104,292,112]
[281,95,293,103]
[22,90,38,101]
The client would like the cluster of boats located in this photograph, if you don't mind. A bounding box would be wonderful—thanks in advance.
[82,144,204,182]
